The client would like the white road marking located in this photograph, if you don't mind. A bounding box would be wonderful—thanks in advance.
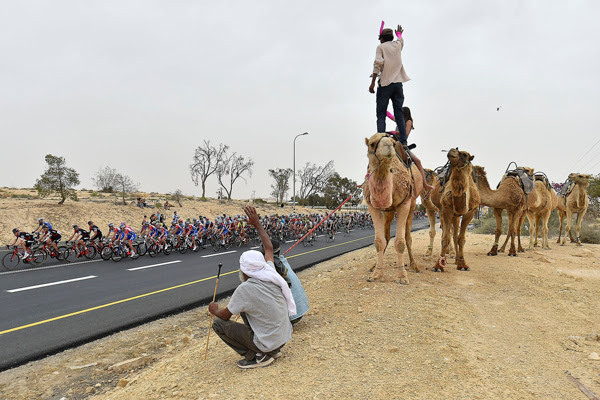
[250,246,260,249]
[127,260,182,271]
[0,259,102,276]
[201,250,237,258]
[7,275,97,293]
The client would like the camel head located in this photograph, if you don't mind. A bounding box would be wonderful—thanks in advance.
[570,173,591,186]
[365,133,395,161]
[446,148,474,169]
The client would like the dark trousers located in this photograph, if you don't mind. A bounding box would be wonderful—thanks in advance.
[376,82,406,144]
[212,314,282,361]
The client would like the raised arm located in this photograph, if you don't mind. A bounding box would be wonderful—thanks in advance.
[244,206,273,262]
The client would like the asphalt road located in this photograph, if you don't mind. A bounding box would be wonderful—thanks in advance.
[0,219,429,371]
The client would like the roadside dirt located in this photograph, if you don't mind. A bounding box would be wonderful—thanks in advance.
[1,230,599,400]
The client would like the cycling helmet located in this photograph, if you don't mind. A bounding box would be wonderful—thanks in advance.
[38,218,43,222]
[178,219,183,224]
[87,221,93,225]
[108,223,114,227]
[119,223,126,229]
[12,228,19,234]
[73,225,79,229]
[185,221,190,226]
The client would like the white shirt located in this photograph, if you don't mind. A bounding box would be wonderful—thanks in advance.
[372,38,411,87]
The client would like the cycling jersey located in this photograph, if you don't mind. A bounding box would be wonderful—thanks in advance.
[48,229,62,242]
[18,232,34,242]
[89,225,103,240]
[75,228,90,240]
[39,221,53,230]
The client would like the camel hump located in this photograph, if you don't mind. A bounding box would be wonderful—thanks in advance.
[503,167,535,195]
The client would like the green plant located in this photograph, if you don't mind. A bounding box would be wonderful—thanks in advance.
[254,198,267,204]
[155,202,162,208]
[90,191,99,197]
[199,197,208,202]
[580,222,600,244]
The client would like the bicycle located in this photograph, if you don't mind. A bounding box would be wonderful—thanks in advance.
[2,246,44,270]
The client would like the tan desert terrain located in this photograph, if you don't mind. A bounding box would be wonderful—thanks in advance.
[0,228,598,400]
[0,188,320,244]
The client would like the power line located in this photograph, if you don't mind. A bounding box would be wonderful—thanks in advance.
[586,157,600,174]
[571,138,600,171]
[578,150,600,172]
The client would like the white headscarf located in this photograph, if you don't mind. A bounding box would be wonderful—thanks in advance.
[239,250,296,316]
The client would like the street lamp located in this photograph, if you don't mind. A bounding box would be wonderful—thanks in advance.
[293,132,309,213]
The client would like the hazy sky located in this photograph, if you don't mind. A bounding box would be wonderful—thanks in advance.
[1,1,599,200]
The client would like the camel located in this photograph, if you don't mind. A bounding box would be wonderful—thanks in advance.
[421,169,454,257]
[472,165,527,256]
[557,173,590,245]
[430,148,480,271]
[517,171,555,250]
[363,133,423,284]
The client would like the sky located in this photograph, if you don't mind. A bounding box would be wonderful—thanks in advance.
[1,0,599,201]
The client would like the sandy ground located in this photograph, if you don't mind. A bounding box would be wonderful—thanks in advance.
[0,188,320,244]
[0,229,599,400]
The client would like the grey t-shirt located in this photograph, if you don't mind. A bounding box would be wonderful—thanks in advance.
[227,263,293,352]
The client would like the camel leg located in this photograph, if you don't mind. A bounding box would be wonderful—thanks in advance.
[575,209,587,245]
[394,201,412,284]
[405,200,420,273]
[451,216,460,263]
[456,210,476,271]
[516,213,526,252]
[506,210,518,256]
[488,208,503,256]
[367,206,387,282]
[541,210,552,249]
[562,209,573,246]
[533,216,541,248]
[425,210,437,257]
[433,211,452,272]
[557,209,565,244]
[527,212,537,250]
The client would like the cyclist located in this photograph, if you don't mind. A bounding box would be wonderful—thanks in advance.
[34,218,53,234]
[40,225,62,255]
[119,223,137,257]
[105,223,118,241]
[88,221,104,249]
[66,225,90,257]
[9,228,35,260]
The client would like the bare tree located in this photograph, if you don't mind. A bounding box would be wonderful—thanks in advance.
[92,166,119,193]
[190,141,229,198]
[298,160,335,205]
[217,152,254,200]
[269,168,293,203]
[114,173,139,205]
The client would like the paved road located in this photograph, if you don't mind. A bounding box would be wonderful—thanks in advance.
[0,219,429,371]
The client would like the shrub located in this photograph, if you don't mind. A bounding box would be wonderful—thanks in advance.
[90,191,99,197]
[579,222,600,244]
[254,198,267,204]
[199,197,208,202]
[155,202,162,208]
[473,210,508,235]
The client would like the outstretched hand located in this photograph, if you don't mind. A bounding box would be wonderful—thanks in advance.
[395,24,403,36]
[244,206,260,227]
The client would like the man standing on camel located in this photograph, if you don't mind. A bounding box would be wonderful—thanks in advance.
[369,23,433,192]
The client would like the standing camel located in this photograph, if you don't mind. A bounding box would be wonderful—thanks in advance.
[421,169,454,257]
[472,165,526,256]
[516,173,555,250]
[557,173,590,245]
[363,133,423,284]
[430,148,480,271]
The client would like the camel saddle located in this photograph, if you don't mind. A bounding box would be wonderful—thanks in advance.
[533,172,552,191]
[501,167,535,195]
[434,161,451,190]
[559,178,575,198]
[392,141,415,168]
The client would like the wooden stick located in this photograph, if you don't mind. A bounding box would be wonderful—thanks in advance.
[204,263,223,360]
[566,371,599,400]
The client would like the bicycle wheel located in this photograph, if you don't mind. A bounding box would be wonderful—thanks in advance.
[211,237,220,252]
[29,250,45,267]
[56,245,68,261]
[137,242,148,256]
[85,244,97,259]
[100,246,113,261]
[111,247,124,262]
[63,248,78,263]
[2,252,20,271]
[148,243,158,257]
[178,241,188,254]
[163,242,173,255]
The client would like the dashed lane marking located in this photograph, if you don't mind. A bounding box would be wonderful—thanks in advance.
[6,275,97,293]
[0,259,102,276]
[201,250,237,258]
[127,260,182,271]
